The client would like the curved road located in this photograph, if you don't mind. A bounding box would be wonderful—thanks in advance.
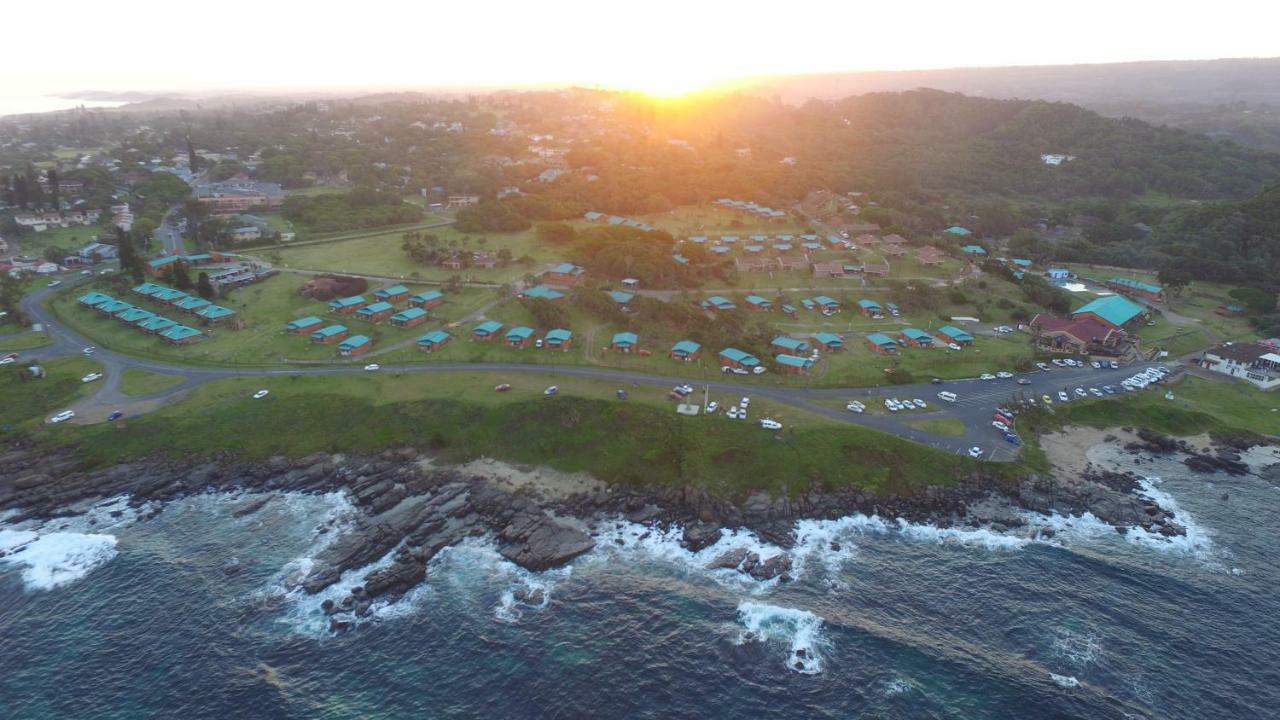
[19,274,1172,462]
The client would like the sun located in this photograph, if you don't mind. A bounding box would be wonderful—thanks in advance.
[603,66,729,99]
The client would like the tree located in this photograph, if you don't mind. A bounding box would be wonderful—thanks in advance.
[114,227,140,276]
[47,169,60,209]
[1228,287,1277,315]
[172,263,193,291]
[536,222,577,245]
[186,134,199,172]
[1157,267,1192,300]
[196,272,215,300]
[13,174,28,209]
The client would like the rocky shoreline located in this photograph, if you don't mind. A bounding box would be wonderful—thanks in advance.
[1,430,1270,631]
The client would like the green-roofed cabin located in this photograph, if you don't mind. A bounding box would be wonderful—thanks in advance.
[704,296,736,311]
[608,290,634,305]
[521,285,565,301]
[131,282,164,297]
[473,320,503,340]
[287,316,324,334]
[936,325,976,345]
[409,290,445,309]
[175,296,212,314]
[506,326,536,348]
[812,296,840,312]
[856,299,882,317]
[775,353,814,374]
[417,330,452,353]
[375,284,410,303]
[160,325,203,345]
[864,333,899,354]
[338,334,371,357]
[311,324,349,344]
[389,307,430,328]
[1071,295,1146,331]
[355,301,395,323]
[545,263,585,285]
[670,340,701,362]
[771,336,810,353]
[901,328,934,347]
[78,292,114,308]
[1105,277,1165,303]
[544,328,573,349]
[745,295,773,312]
[718,347,759,368]
[117,307,155,325]
[611,331,638,353]
[813,332,844,351]
[139,316,177,334]
[329,295,367,314]
[196,305,236,325]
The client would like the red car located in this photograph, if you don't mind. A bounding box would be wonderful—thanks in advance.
[2,352,17,360]
[494,383,512,392]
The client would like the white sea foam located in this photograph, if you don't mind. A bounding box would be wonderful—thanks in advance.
[428,538,567,623]
[0,528,118,591]
[1050,627,1104,669]
[1127,477,1214,557]
[735,601,827,675]
[1050,673,1080,688]
[268,539,420,637]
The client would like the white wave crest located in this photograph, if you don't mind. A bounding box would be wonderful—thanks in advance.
[736,601,827,675]
[1050,673,1080,688]
[1051,627,1104,669]
[0,529,118,591]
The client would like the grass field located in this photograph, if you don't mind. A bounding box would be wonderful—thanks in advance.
[0,331,53,351]
[119,369,185,396]
[629,205,809,238]
[1,356,102,429]
[8,223,110,256]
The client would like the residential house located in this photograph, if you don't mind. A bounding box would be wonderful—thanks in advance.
[311,325,349,344]
[857,299,883,318]
[813,332,844,351]
[544,262,586,285]
[1199,343,1280,390]
[329,295,367,314]
[864,333,899,353]
[703,296,736,312]
[775,354,813,374]
[544,328,573,349]
[812,261,845,279]
[901,328,934,347]
[409,290,445,309]
[417,330,452,353]
[771,336,810,354]
[670,340,701,362]
[160,325,204,345]
[1028,314,1133,357]
[608,290,634,305]
[389,307,430,328]
[1106,277,1165,303]
[811,296,840,313]
[196,305,236,325]
[375,284,411,303]
[916,246,946,266]
[338,334,372,356]
[936,325,975,346]
[355,301,396,323]
[611,331,638,352]
[744,295,773,312]
[1071,295,1146,331]
[286,316,324,334]
[1217,304,1245,317]
[718,347,760,369]
[506,326,536,348]
[473,320,504,341]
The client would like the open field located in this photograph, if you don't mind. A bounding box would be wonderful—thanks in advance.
[1,356,103,429]
[628,205,808,237]
[8,223,110,256]
[119,368,185,396]
[0,331,53,351]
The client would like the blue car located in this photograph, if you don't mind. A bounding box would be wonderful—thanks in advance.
[1003,432,1021,446]
[107,411,124,421]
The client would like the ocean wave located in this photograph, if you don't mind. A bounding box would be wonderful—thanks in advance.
[735,601,827,675]
[1050,673,1080,688]
[1129,477,1214,557]
[0,528,118,591]
[428,539,568,624]
[1050,627,1104,669]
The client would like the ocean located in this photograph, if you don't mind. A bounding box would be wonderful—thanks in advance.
[0,96,127,118]
[2,443,1278,719]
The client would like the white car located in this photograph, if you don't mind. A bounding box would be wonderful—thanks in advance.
[1109,361,1119,369]
[885,398,900,412]
[980,373,997,381]
[992,420,1010,432]
[706,401,719,414]
[948,343,963,351]
[1089,388,1103,397]
[845,401,865,413]
[912,399,927,409]
[82,346,96,355]
[0,357,15,366]
[253,389,270,399]
[996,371,1014,379]
[937,391,957,402]
[364,363,380,372]
[535,339,544,349]
[727,407,740,419]
[1052,359,1068,367]
[47,280,61,287]
[732,368,749,375]
[1058,391,1070,402]
[752,366,767,375]
[1036,362,1051,371]
[80,269,92,276]
[677,384,694,395]
[721,365,734,374]
[1074,388,1087,398]
[740,397,750,408]
[760,418,782,430]
[81,372,103,383]
[968,447,983,459]
[49,410,76,424]
[543,386,558,396]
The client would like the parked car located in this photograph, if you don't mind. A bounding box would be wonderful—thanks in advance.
[885,398,901,411]
[49,410,76,423]
[1109,361,1119,369]
[1004,432,1022,446]
[0,357,13,366]
[616,389,628,400]
[107,411,124,422]
[253,389,270,399]
[494,383,512,392]
[948,343,963,351]
[1074,387,1087,398]
[845,401,865,413]
[2,352,17,361]
[912,399,927,409]
[752,366,767,374]
[535,339,543,349]
[720,365,733,374]
[980,373,997,381]
[705,401,719,413]
[760,418,782,430]
[364,363,380,372]
[996,371,1014,379]
[1036,362,1052,371]
[1042,394,1053,405]
[740,397,750,409]
[930,377,943,385]
[1016,378,1031,385]
[47,280,61,287]
[543,386,558,396]
[732,368,749,375]
[968,447,983,459]
[81,372,103,383]
[1090,361,1102,369]
[82,346,96,355]
[727,407,740,419]
[1052,359,1067,367]
[80,269,92,276]
[1103,386,1116,395]
[1089,388,1103,397]
[937,391,957,402]
[992,420,1010,432]
[1058,391,1070,402]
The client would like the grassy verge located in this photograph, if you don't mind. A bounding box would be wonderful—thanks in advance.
[0,332,53,351]
[119,369,185,396]
[0,356,103,429]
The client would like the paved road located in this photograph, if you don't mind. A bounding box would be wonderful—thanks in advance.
[18,274,1173,462]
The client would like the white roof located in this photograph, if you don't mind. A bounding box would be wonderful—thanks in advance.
[1260,353,1280,364]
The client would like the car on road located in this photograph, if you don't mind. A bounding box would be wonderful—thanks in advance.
[82,346,96,355]
[1074,387,1087,398]
[81,372,103,383]
[47,280,61,287]
[364,363,380,372]
[2,352,17,360]
[706,401,719,413]
[845,401,865,413]
[996,371,1014,379]
[930,377,943,385]
[99,269,112,275]
[1089,388,1103,397]
[979,373,996,381]
[968,447,983,459]
[937,391,957,402]
[1042,394,1053,405]
[543,386,558,396]
[494,383,512,392]
[1016,378,1031,385]
[760,418,782,430]
[252,389,270,399]
[1058,391,1070,402]
[0,357,14,366]
[49,410,76,423]
[107,411,124,421]
[80,269,92,276]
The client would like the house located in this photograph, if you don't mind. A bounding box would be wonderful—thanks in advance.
[812,296,840,313]
[1217,304,1245,317]
[882,233,907,246]
[608,290,634,305]
[417,330,452,353]
[622,278,639,289]
[1011,258,1034,270]
[1029,314,1133,357]
[744,295,773,312]
[936,325,975,346]
[544,328,573,349]
[153,287,189,304]
[338,334,372,356]
[230,226,262,243]
[1047,268,1070,284]
[670,340,702,362]
[857,299,882,317]
[1200,342,1280,390]
[962,245,987,256]
[473,320,503,341]
[175,296,212,314]
[286,316,324,334]
[96,299,134,316]
[160,325,203,345]
[447,195,481,208]
[117,307,155,325]
[521,285,565,301]
[138,316,177,334]
[1071,295,1146,331]
[584,211,607,223]
[131,282,165,298]
[196,305,236,325]
[76,242,119,262]
[775,354,813,374]
[944,226,972,237]
[735,256,775,273]
[776,255,808,271]
[389,307,430,328]
[703,296,736,312]
[329,295,367,314]
[1106,277,1165,303]
[855,233,880,247]
[881,244,907,257]
[505,326,536,348]
[917,246,946,266]
[812,261,845,279]
[146,255,182,277]
[780,304,797,318]
[611,331,638,352]
[864,333,899,354]
[813,332,844,351]
[77,292,114,308]
[355,301,396,323]
[409,290,444,309]
[901,328,934,347]
[311,324,349,344]
[375,284,411,303]
[544,262,586,285]
[718,347,760,369]
[771,336,810,354]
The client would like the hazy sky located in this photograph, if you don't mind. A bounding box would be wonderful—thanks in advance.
[5,0,1279,97]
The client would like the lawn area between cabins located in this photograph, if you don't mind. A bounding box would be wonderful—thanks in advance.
[0,331,53,351]
[44,371,990,498]
[1,356,103,429]
[119,369,185,396]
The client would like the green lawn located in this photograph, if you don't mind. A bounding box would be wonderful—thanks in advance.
[9,223,111,256]
[0,331,53,351]
[905,418,967,437]
[119,369,185,396]
[629,205,809,237]
[0,356,102,429]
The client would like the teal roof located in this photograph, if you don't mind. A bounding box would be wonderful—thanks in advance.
[1013,258,1033,267]
[745,295,772,307]
[674,253,692,263]
[1073,295,1144,327]
[182,253,211,262]
[147,255,180,267]
[718,347,759,366]
[813,295,838,306]
[780,304,796,313]
[418,330,450,345]
[902,328,933,341]
[688,235,707,243]
[937,325,975,342]
[99,300,134,315]
[802,242,822,250]
[857,299,881,310]
[1048,267,1069,275]
[160,325,201,341]
[671,340,701,355]
[287,315,323,330]
[945,226,973,236]
[773,243,793,251]
[962,244,987,255]
[720,236,738,243]
[771,336,809,352]
[1108,277,1163,295]
[329,295,366,309]
[866,333,897,347]
[775,354,813,369]
[523,285,565,300]
[506,326,535,341]
[545,328,573,343]
[826,234,844,246]
[705,296,736,310]
[132,283,164,296]
[311,324,347,339]
[548,262,584,275]
[118,307,155,324]
[176,296,211,311]
[357,301,394,316]
[474,320,503,336]
[153,288,188,302]
[608,290,634,304]
[78,292,114,306]
[744,245,764,253]
[411,290,444,304]
[390,307,428,323]
[375,284,409,298]
[339,334,370,350]
[612,331,638,346]
[138,316,176,332]
[813,332,843,346]
[197,305,235,320]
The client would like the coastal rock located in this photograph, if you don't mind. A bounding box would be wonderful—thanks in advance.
[498,520,596,571]
[705,547,749,571]
[746,553,793,581]
[681,521,722,552]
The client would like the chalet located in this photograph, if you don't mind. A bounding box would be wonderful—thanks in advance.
[338,334,372,356]
[96,299,134,317]
[622,278,639,289]
[1217,304,1245,317]
[417,330,452,353]
[286,316,324,334]
[389,307,430,329]
[1071,295,1146,331]
[1200,342,1280,390]
[826,234,846,248]
[544,262,586,285]
[472,253,497,269]
[544,328,573,349]
[153,287,188,304]
[1106,277,1165,303]
[473,320,504,341]
[409,290,445,309]
[311,324,349,344]
[329,296,367,314]
[855,234,880,247]
[704,296,736,312]
[196,305,236,325]
[744,295,773,312]
[117,307,155,325]
[771,336,810,354]
[506,326,536,348]
[812,296,840,313]
[736,256,775,273]
[719,236,739,245]
[77,292,114,308]
[131,282,165,298]
[718,347,760,369]
[882,233,907,246]
[231,226,262,243]
[743,245,765,255]
[1029,314,1132,357]
[356,301,396,323]
[160,325,203,345]
[780,304,797,318]
[670,340,701,362]
[146,255,182,277]
[936,325,975,346]
[882,243,908,257]
[812,261,845,279]
[862,260,890,277]
[775,354,813,374]
[608,290,634,305]
[864,333,898,354]
[776,255,808,271]
[916,246,946,266]
[521,285,565,301]
[813,332,844,351]
[944,226,972,237]
[962,245,987,256]
[611,331,638,352]
[1011,258,1034,270]
[800,241,823,252]
[138,316,177,334]
[175,296,212,314]
[375,284,411,303]
[857,299,883,318]
[901,328,934,347]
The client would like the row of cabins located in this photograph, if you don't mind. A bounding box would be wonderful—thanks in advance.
[582,212,656,232]
[76,292,204,344]
[1105,277,1165,303]
[130,282,237,325]
[711,198,788,222]
[292,321,372,356]
[863,326,974,354]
